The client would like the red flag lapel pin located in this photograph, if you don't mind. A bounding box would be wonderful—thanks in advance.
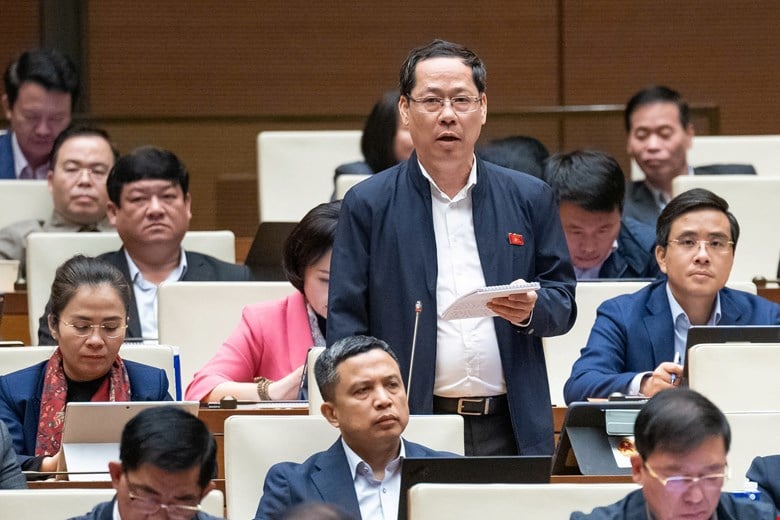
[508,233,524,246]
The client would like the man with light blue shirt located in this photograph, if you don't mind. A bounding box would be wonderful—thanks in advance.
[37,146,252,344]
[255,336,451,520]
[564,188,780,403]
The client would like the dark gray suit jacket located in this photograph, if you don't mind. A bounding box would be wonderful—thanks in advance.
[38,248,253,344]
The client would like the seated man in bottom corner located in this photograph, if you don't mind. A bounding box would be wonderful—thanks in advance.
[255,335,453,520]
[571,388,775,519]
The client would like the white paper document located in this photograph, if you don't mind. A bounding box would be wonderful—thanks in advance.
[441,282,541,320]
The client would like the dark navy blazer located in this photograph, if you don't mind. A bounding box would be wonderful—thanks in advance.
[327,153,577,455]
[0,132,16,180]
[0,359,171,467]
[598,217,660,280]
[747,455,780,515]
[564,278,780,403]
[255,438,450,520]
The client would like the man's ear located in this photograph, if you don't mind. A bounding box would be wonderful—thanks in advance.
[398,95,410,126]
[320,401,339,429]
[107,201,119,225]
[108,461,123,490]
[630,455,644,484]
[655,245,668,274]
[2,94,11,120]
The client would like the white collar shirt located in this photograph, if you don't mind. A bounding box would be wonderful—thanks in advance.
[125,248,187,341]
[419,157,505,397]
[574,240,619,280]
[342,437,405,520]
[11,133,48,179]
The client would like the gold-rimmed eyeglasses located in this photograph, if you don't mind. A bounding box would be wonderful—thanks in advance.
[407,95,482,113]
[644,462,728,494]
[127,490,202,520]
[60,319,127,339]
[667,238,734,254]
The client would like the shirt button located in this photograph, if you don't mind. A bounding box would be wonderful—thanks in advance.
[382,488,387,494]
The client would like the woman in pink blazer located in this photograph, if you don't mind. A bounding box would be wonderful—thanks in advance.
[185,201,340,402]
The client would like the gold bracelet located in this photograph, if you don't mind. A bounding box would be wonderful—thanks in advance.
[254,377,273,400]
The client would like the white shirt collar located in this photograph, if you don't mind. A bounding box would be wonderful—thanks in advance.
[125,248,188,285]
[418,156,478,203]
[342,436,405,480]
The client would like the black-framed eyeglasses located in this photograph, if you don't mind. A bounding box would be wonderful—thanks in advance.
[127,483,202,520]
[60,319,128,339]
[407,95,482,113]
[643,461,729,494]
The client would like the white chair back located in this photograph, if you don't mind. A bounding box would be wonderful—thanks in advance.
[257,130,362,223]
[543,281,651,405]
[723,412,780,491]
[25,231,236,343]
[224,414,464,520]
[158,281,296,394]
[0,345,176,398]
[0,180,53,230]
[689,343,780,413]
[334,173,371,200]
[407,483,639,519]
[688,135,780,176]
[672,175,780,282]
[306,346,325,415]
[0,488,224,520]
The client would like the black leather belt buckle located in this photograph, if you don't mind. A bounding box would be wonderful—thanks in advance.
[456,397,489,416]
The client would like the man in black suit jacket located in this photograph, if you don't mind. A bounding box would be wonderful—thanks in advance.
[747,455,780,516]
[39,146,252,343]
[624,85,754,227]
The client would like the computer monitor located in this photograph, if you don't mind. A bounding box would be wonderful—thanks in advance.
[682,325,780,383]
[399,455,551,520]
[243,222,298,280]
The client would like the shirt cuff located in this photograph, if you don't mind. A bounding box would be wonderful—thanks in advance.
[627,372,651,396]
[512,309,533,328]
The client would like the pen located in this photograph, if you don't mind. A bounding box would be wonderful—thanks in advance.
[670,351,681,385]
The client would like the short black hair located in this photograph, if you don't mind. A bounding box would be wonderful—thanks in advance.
[543,150,626,212]
[315,335,399,402]
[4,49,79,109]
[106,146,189,206]
[634,388,730,460]
[656,188,740,250]
[478,135,549,179]
[120,406,217,489]
[50,125,120,169]
[283,200,341,293]
[362,91,403,173]
[625,85,690,133]
[400,39,486,97]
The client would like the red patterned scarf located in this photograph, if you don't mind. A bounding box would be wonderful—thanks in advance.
[35,348,132,456]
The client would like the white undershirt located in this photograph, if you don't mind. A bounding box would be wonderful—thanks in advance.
[419,158,505,397]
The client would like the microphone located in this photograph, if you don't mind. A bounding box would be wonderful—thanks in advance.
[407,301,422,402]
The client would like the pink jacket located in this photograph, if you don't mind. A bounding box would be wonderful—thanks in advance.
[185,291,312,401]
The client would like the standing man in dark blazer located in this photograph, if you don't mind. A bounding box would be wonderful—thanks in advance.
[38,146,252,343]
[327,40,576,456]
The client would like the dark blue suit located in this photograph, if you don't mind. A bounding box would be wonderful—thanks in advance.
[327,153,576,455]
[563,278,780,403]
[255,438,450,520]
[597,217,660,280]
[38,248,254,344]
[746,455,780,515]
[570,488,775,519]
[0,359,171,468]
[0,132,16,180]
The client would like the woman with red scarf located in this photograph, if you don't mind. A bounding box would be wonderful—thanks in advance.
[0,255,171,476]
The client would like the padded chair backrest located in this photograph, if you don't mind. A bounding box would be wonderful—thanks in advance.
[0,345,176,395]
[224,414,464,520]
[0,180,53,230]
[723,412,780,491]
[407,483,639,519]
[306,346,326,415]
[158,281,296,393]
[25,231,236,344]
[0,488,224,520]
[688,135,780,176]
[334,173,371,200]
[689,343,780,413]
[672,175,780,282]
[543,281,650,405]
[257,131,362,223]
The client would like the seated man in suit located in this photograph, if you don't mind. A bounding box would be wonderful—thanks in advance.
[543,150,660,280]
[571,388,775,519]
[0,125,118,271]
[39,145,253,343]
[564,188,780,403]
[0,420,25,489]
[1,49,79,180]
[70,406,222,520]
[624,85,754,227]
[255,335,451,520]
[746,455,780,515]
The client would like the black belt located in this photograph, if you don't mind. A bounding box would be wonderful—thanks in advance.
[433,394,509,416]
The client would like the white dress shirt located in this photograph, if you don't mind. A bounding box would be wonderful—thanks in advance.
[11,133,48,179]
[342,438,405,520]
[125,248,187,341]
[419,158,505,398]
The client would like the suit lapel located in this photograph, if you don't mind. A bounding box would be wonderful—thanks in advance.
[718,289,744,325]
[310,441,361,518]
[106,250,143,339]
[643,282,675,366]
